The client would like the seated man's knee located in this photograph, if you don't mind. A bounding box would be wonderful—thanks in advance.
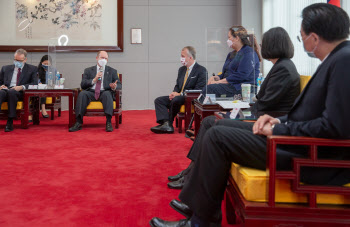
[202,115,217,128]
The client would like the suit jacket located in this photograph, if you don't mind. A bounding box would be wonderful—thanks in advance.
[274,41,350,186]
[0,64,38,89]
[81,65,121,91]
[251,58,300,117]
[220,45,260,91]
[173,62,206,94]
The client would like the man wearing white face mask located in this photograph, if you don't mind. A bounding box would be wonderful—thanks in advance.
[151,46,206,134]
[0,48,37,132]
[69,51,121,132]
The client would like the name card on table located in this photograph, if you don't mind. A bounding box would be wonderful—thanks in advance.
[28,85,38,89]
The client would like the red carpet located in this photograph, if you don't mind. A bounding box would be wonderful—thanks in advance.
[0,110,233,226]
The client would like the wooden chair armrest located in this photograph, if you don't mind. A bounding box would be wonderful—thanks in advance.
[115,90,122,109]
[266,135,350,207]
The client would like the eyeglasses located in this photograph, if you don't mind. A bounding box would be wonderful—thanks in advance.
[297,35,301,42]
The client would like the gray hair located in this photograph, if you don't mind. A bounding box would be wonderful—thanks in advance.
[183,46,196,60]
[14,49,27,58]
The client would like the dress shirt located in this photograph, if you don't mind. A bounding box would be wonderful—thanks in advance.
[91,65,105,91]
[10,64,25,90]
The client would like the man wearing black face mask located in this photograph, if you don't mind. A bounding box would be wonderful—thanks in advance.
[150,46,207,134]
[150,3,350,227]
[0,48,37,132]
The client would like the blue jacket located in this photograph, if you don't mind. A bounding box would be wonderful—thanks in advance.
[220,45,260,91]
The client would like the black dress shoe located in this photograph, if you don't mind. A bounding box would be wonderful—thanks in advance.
[185,129,194,138]
[106,122,113,132]
[168,170,184,182]
[167,176,185,189]
[4,122,13,132]
[150,217,190,227]
[151,121,174,134]
[69,122,82,132]
[150,124,162,132]
[170,199,193,219]
[42,113,49,118]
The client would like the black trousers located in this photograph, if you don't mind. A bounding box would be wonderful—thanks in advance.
[0,89,23,118]
[75,90,114,121]
[154,95,185,124]
[179,118,350,222]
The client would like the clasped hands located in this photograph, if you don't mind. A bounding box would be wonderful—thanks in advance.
[208,75,222,85]
[252,114,280,136]
[0,85,23,91]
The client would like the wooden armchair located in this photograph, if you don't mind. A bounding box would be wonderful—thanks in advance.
[0,98,39,128]
[176,90,201,133]
[76,74,122,128]
[225,136,350,226]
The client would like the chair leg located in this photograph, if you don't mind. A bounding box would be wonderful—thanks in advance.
[115,114,119,129]
[178,117,182,133]
[50,107,54,120]
[119,114,122,124]
[175,117,179,127]
[58,108,61,117]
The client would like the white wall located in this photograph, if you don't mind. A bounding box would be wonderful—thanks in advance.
[0,0,241,110]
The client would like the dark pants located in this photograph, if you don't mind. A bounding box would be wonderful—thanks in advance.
[75,90,114,121]
[202,83,240,98]
[179,117,350,222]
[0,89,23,118]
[154,95,185,125]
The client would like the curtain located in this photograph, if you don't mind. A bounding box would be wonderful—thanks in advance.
[262,0,327,76]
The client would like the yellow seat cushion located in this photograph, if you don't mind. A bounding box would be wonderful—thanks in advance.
[300,75,311,91]
[179,105,194,114]
[231,162,350,204]
[1,101,23,110]
[46,97,53,104]
[87,101,116,109]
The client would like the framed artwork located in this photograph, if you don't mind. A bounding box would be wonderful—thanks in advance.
[0,0,123,52]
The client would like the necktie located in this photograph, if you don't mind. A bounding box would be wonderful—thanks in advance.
[16,68,21,86]
[180,68,189,93]
[95,68,102,100]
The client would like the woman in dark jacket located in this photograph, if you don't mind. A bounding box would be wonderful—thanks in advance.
[37,55,52,118]
[251,26,300,117]
[204,26,262,97]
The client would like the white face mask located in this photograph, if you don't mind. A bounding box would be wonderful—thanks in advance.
[98,59,107,67]
[227,39,234,48]
[303,35,317,58]
[180,57,187,66]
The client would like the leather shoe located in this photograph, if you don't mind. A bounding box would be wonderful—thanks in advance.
[151,121,174,134]
[185,129,194,138]
[168,170,184,182]
[167,176,185,189]
[69,122,82,132]
[150,124,162,131]
[150,217,190,227]
[4,122,13,132]
[106,122,113,132]
[170,199,193,219]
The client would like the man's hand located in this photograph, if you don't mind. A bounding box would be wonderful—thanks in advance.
[0,85,8,90]
[207,76,220,85]
[169,92,180,100]
[93,71,103,83]
[11,86,23,91]
[109,80,118,90]
[252,114,279,135]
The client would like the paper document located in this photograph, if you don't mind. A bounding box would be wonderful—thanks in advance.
[216,101,250,109]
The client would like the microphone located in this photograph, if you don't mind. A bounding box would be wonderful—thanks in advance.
[98,66,104,81]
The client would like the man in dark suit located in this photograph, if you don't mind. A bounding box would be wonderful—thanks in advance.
[151,46,207,134]
[0,49,37,132]
[69,51,121,132]
[150,3,350,227]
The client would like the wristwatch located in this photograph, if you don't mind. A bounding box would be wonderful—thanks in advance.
[271,124,276,130]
